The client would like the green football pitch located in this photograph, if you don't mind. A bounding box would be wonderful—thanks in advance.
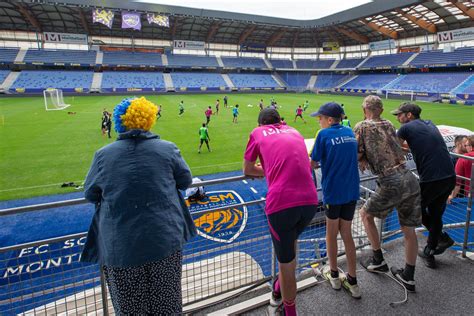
[0,93,472,201]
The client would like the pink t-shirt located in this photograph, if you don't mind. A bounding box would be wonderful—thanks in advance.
[296,108,303,115]
[205,109,213,117]
[244,124,318,214]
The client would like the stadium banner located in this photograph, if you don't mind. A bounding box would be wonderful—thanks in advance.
[43,32,88,45]
[147,13,169,27]
[369,39,396,51]
[173,40,205,50]
[322,42,339,54]
[240,43,266,53]
[399,46,420,53]
[122,11,141,30]
[92,9,114,29]
[437,26,474,43]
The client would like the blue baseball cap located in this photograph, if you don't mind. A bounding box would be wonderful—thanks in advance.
[310,102,344,118]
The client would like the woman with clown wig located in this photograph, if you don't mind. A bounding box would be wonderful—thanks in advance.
[81,97,196,314]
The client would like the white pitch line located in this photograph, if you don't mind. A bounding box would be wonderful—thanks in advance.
[0,180,84,192]
[191,161,241,170]
[250,187,258,194]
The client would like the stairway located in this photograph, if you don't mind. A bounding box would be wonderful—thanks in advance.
[402,53,418,66]
[271,73,287,87]
[90,73,103,91]
[14,49,27,63]
[95,51,103,65]
[307,75,317,89]
[216,56,225,67]
[163,73,174,90]
[329,60,340,69]
[264,59,273,69]
[336,75,358,88]
[0,71,20,92]
[221,74,235,88]
[161,54,169,66]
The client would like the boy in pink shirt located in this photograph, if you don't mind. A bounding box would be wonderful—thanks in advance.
[243,108,318,316]
[205,106,213,126]
[294,105,306,123]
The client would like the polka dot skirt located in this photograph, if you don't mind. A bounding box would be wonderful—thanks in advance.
[103,250,183,315]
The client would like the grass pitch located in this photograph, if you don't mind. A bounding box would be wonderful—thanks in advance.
[0,93,472,201]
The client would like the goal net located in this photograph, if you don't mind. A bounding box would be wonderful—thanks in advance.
[384,89,415,101]
[44,89,70,111]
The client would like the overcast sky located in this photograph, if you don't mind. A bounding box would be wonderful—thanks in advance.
[136,0,373,20]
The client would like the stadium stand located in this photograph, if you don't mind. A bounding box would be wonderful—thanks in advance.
[101,71,165,90]
[10,70,93,91]
[361,52,414,68]
[221,57,267,68]
[336,58,364,69]
[409,47,474,66]
[278,72,311,88]
[102,51,162,66]
[0,48,19,63]
[269,59,294,68]
[228,73,279,88]
[167,54,219,68]
[170,72,226,88]
[295,59,335,69]
[384,72,472,93]
[452,75,474,95]
[340,73,399,90]
[23,49,97,65]
[315,74,352,89]
[0,69,10,84]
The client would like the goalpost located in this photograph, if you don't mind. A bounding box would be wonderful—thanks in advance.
[384,89,415,101]
[43,88,71,111]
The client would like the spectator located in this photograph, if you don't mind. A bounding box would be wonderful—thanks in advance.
[355,96,421,292]
[451,135,468,167]
[81,97,196,314]
[393,102,456,268]
[243,108,318,316]
[310,102,361,298]
[448,135,474,204]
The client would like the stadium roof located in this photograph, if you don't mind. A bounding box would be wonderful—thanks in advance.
[0,0,473,47]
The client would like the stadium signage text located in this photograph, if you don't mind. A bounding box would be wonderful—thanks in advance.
[173,40,205,50]
[369,39,396,51]
[437,26,474,43]
[187,190,248,243]
[322,42,340,54]
[240,43,266,53]
[43,32,88,45]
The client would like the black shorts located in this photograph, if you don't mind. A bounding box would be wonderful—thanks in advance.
[199,139,209,145]
[233,114,238,118]
[325,201,357,221]
[267,205,317,263]
[296,114,303,118]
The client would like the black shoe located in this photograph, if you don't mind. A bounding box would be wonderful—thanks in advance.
[418,246,436,269]
[360,256,389,273]
[390,267,416,292]
[434,232,455,255]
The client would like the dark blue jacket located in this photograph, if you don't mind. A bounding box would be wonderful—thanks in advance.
[81,129,196,267]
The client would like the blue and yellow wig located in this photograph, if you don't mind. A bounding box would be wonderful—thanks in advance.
[113,97,158,133]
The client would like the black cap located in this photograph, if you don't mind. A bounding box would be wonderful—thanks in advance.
[391,103,422,116]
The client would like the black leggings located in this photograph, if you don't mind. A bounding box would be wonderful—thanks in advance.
[420,176,456,249]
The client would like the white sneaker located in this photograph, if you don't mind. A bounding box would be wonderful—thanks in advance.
[341,274,361,299]
[322,265,341,290]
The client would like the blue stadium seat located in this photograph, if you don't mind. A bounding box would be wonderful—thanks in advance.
[452,75,474,95]
[102,51,162,66]
[279,72,311,88]
[385,73,472,93]
[410,48,474,66]
[341,74,399,90]
[10,71,93,91]
[315,74,352,89]
[228,74,279,88]
[101,71,165,89]
[336,58,364,69]
[167,55,219,67]
[270,59,294,68]
[0,70,11,84]
[0,48,19,63]
[24,49,96,65]
[295,59,335,69]
[221,57,267,68]
[362,53,413,68]
[170,72,226,88]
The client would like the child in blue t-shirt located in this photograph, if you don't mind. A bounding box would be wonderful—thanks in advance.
[232,104,239,123]
[310,102,361,299]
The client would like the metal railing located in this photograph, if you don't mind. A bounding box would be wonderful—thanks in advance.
[0,155,473,315]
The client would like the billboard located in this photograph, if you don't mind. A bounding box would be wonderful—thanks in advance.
[173,40,205,50]
[240,43,266,53]
[437,27,474,43]
[322,42,340,54]
[369,39,396,51]
[43,32,88,45]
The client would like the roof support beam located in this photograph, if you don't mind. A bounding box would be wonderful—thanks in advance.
[77,8,91,35]
[333,27,369,43]
[238,25,257,45]
[292,31,299,48]
[206,22,220,42]
[449,0,474,19]
[266,29,286,46]
[362,20,398,39]
[396,9,436,33]
[170,17,180,39]
[16,3,42,33]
